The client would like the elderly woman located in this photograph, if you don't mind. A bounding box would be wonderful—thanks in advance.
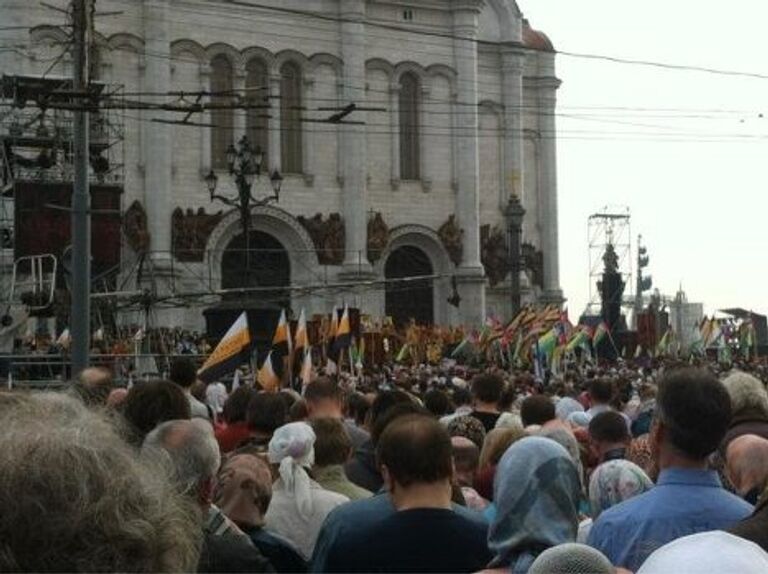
[578,459,654,543]
[721,372,768,450]
[214,453,307,573]
[264,422,349,560]
[488,437,582,573]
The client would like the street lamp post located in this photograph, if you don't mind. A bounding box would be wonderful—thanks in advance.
[205,135,283,294]
[505,195,526,318]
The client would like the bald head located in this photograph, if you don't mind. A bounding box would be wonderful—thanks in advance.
[451,436,480,487]
[72,367,113,406]
[143,419,221,505]
[726,434,768,499]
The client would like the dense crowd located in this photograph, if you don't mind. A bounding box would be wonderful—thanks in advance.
[2,357,768,573]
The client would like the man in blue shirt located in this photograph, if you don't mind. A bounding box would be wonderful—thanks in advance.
[588,368,753,572]
[319,414,490,573]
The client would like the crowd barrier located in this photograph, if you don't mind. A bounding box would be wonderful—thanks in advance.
[1,353,208,388]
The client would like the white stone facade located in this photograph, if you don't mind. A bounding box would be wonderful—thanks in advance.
[1,0,562,329]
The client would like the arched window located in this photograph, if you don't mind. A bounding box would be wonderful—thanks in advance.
[245,58,269,171]
[399,72,421,180]
[280,61,303,173]
[210,54,234,170]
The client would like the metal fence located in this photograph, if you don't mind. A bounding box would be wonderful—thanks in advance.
[2,353,208,389]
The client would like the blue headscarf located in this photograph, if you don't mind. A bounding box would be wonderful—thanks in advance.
[489,436,581,574]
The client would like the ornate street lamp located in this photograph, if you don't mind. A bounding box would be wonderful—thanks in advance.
[505,195,526,317]
[205,135,282,293]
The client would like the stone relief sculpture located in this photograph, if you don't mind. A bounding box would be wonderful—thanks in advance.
[437,215,463,267]
[171,207,223,262]
[481,224,511,287]
[297,212,346,265]
[522,242,544,289]
[367,212,389,264]
[122,200,150,254]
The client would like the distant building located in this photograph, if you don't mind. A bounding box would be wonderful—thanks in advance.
[1,0,563,330]
[668,289,704,350]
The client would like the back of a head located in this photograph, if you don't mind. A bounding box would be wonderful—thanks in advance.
[72,367,113,406]
[472,373,505,404]
[122,380,191,444]
[304,377,341,405]
[170,357,198,389]
[312,417,352,467]
[452,387,472,407]
[222,386,256,424]
[451,436,480,474]
[143,419,221,496]
[722,371,768,418]
[589,378,613,405]
[369,390,413,428]
[0,392,201,572]
[377,414,453,487]
[657,368,732,459]
[480,427,526,468]
[371,400,430,446]
[521,395,556,427]
[726,434,768,496]
[528,544,614,574]
[246,391,288,434]
[588,411,630,444]
[424,389,451,417]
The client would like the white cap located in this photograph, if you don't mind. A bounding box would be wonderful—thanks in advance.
[638,531,768,574]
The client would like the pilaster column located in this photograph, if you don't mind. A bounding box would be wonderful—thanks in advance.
[302,74,316,185]
[268,75,282,173]
[339,0,372,273]
[419,85,432,192]
[501,46,525,205]
[233,64,246,144]
[452,0,485,325]
[143,0,172,260]
[538,72,563,303]
[389,83,401,190]
[200,64,212,176]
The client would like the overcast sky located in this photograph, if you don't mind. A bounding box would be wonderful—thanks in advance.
[522,1,768,318]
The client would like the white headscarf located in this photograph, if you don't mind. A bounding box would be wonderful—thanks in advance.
[268,422,316,520]
[638,532,768,574]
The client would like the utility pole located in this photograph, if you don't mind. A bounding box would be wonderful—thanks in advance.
[71,0,93,375]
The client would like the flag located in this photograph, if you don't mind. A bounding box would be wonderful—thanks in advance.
[300,347,314,388]
[198,312,251,384]
[258,351,280,392]
[537,329,558,360]
[565,326,591,353]
[294,309,308,353]
[272,309,292,356]
[326,307,339,365]
[56,328,71,349]
[333,305,352,354]
[396,343,410,363]
[593,322,609,347]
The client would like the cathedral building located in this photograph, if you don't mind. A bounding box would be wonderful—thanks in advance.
[1,0,562,331]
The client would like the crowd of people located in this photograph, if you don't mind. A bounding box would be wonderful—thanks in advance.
[3,356,768,573]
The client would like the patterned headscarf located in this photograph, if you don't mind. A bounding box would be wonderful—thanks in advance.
[268,422,316,520]
[589,459,653,519]
[214,454,273,528]
[489,437,582,573]
[446,415,487,450]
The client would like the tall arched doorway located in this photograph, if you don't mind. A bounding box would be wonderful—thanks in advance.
[221,230,290,309]
[385,245,434,327]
